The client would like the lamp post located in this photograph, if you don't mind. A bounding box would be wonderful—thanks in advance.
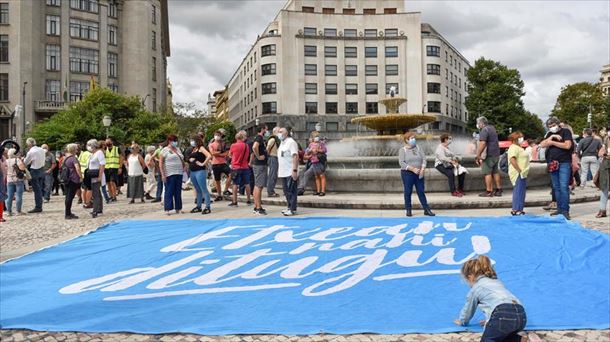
[21,82,27,140]
[141,94,150,107]
[587,104,592,129]
[102,115,112,138]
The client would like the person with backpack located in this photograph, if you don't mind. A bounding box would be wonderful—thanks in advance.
[475,116,503,197]
[507,132,530,216]
[577,128,603,188]
[61,144,82,220]
[4,148,26,216]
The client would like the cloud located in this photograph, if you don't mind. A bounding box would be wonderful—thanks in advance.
[167,0,610,117]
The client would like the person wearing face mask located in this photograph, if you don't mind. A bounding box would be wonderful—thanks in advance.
[159,135,185,215]
[539,117,574,219]
[53,150,64,196]
[251,125,269,215]
[40,144,57,203]
[277,127,299,216]
[85,139,106,218]
[399,132,435,217]
[266,127,281,197]
[435,134,466,197]
[306,132,328,196]
[474,116,503,197]
[104,137,123,203]
[507,132,530,216]
[209,130,232,201]
[594,127,610,218]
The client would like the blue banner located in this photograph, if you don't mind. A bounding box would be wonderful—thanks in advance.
[1,216,608,335]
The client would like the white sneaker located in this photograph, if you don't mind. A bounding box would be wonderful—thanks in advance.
[281,209,290,214]
[282,210,295,216]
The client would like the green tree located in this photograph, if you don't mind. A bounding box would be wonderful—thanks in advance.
[465,57,545,139]
[172,102,236,144]
[29,88,176,150]
[551,82,606,134]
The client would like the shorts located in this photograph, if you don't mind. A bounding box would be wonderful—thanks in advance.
[231,168,251,187]
[311,162,326,176]
[481,156,500,175]
[212,163,231,181]
[82,173,92,190]
[253,164,268,188]
[105,168,119,184]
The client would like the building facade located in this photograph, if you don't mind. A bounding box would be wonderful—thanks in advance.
[0,0,170,142]
[600,63,610,97]
[213,88,228,120]
[226,0,470,141]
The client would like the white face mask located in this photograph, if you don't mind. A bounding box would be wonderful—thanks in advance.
[447,138,453,145]
[43,149,48,153]
[314,137,320,142]
[86,146,93,152]
[278,134,286,141]
[190,140,196,147]
[549,126,560,133]
[214,135,221,141]
[517,137,524,144]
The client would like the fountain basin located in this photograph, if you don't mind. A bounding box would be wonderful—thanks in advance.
[351,114,437,134]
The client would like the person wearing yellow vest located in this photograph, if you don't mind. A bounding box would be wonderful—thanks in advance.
[77,144,92,207]
[104,137,123,202]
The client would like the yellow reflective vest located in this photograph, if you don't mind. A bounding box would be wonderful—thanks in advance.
[78,150,91,174]
[105,146,120,169]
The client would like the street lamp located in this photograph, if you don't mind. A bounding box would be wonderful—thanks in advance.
[22,82,27,140]
[102,115,112,138]
[422,104,427,113]
[255,118,260,127]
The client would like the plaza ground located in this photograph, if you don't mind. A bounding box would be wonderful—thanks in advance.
[1,189,608,342]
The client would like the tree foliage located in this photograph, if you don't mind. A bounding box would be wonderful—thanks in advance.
[29,88,176,150]
[551,82,607,133]
[173,102,236,144]
[465,57,545,139]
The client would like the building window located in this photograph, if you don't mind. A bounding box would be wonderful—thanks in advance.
[261,44,276,56]
[346,102,358,114]
[446,86,449,97]
[428,101,441,113]
[426,45,440,57]
[385,28,398,37]
[304,45,317,57]
[324,64,337,76]
[46,0,61,6]
[365,65,378,76]
[305,83,317,94]
[325,102,338,114]
[324,46,337,57]
[322,7,334,14]
[365,83,378,95]
[363,8,376,15]
[152,4,157,24]
[305,102,318,114]
[152,56,157,81]
[326,122,339,131]
[324,28,337,37]
[325,83,337,95]
[366,102,378,114]
[343,8,355,14]
[384,8,397,14]
[0,35,7,63]
[427,82,441,94]
[304,27,316,36]
[0,73,7,102]
[304,64,317,75]
[364,29,377,38]
[46,45,61,71]
[108,25,117,45]
[385,64,398,76]
[261,63,276,75]
[46,15,60,36]
[427,64,441,75]
[109,2,117,17]
[262,102,277,114]
[45,80,61,101]
[302,6,314,13]
[109,83,119,92]
[69,81,89,102]
[70,0,99,13]
[152,88,157,112]
[344,29,357,37]
[385,83,399,94]
[345,83,358,95]
[0,3,7,24]
[345,47,357,58]
[69,18,99,41]
[152,31,156,50]
[108,52,118,77]
[345,65,357,76]
[261,82,276,94]
[365,47,377,58]
[385,46,398,57]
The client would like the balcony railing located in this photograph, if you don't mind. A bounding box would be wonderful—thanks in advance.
[35,100,67,112]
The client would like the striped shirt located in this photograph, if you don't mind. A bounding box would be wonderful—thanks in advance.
[161,147,184,176]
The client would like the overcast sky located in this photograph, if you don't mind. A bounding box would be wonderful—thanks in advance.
[167,0,609,119]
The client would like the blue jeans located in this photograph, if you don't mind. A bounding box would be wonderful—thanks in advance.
[400,170,429,210]
[5,181,24,213]
[30,168,45,210]
[512,175,527,212]
[481,303,526,342]
[164,174,183,211]
[282,176,298,211]
[155,174,164,200]
[190,169,211,209]
[550,162,571,214]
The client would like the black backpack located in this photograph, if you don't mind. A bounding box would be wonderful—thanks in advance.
[59,156,73,184]
[12,160,25,180]
[499,152,509,174]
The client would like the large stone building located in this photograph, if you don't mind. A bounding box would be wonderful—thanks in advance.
[600,63,610,97]
[213,88,228,121]
[0,0,170,141]
[226,0,470,141]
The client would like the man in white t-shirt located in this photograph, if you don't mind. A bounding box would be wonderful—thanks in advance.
[277,127,299,216]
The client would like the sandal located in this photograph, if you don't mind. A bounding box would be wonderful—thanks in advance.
[318,192,326,196]
[510,210,518,216]
[202,208,211,215]
[596,210,607,218]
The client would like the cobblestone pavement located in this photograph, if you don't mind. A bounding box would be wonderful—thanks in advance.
[1,191,609,341]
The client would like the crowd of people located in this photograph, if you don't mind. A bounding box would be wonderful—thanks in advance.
[0,125,325,222]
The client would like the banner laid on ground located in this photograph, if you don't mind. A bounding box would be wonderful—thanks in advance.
[1,216,608,335]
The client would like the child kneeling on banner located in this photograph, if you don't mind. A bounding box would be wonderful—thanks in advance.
[454,255,527,341]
